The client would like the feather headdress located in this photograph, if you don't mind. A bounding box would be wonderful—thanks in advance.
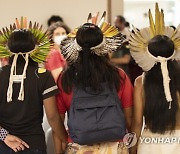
[0,17,51,63]
[0,17,51,102]
[129,3,180,109]
[61,12,125,64]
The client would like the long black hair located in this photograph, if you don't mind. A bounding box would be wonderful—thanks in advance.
[144,35,180,133]
[60,23,122,93]
[8,29,37,66]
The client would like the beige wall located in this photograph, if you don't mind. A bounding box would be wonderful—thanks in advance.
[0,0,124,30]
[0,0,109,29]
[110,0,124,23]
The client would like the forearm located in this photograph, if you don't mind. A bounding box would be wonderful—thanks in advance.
[44,96,68,143]
[129,122,143,154]
[52,131,64,154]
[124,107,133,132]
[110,56,130,65]
[47,115,68,143]
[0,126,9,141]
[126,117,132,132]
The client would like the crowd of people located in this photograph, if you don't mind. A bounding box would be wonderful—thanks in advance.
[0,3,180,154]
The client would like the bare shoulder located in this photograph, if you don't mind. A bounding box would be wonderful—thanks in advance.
[134,75,143,88]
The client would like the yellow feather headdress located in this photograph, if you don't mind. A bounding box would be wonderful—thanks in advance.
[61,12,125,64]
[129,3,180,109]
[129,3,180,55]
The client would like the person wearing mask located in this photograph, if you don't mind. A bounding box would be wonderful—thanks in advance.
[129,4,180,154]
[45,22,70,82]
[0,18,67,154]
[56,12,133,154]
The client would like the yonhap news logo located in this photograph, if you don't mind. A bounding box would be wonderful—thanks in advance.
[123,132,137,148]
[123,132,180,148]
[139,137,180,144]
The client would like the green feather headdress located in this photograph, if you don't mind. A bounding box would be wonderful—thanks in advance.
[0,17,51,63]
[0,17,51,103]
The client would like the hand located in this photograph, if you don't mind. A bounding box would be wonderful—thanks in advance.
[129,147,137,154]
[4,134,29,152]
[61,141,67,152]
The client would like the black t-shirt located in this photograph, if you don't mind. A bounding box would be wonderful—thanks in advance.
[0,65,59,150]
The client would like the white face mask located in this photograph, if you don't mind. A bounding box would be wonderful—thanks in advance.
[53,35,67,45]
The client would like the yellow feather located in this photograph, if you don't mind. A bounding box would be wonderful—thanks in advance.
[130,33,144,44]
[140,28,151,40]
[132,26,147,43]
[101,22,110,33]
[67,28,78,38]
[21,17,24,29]
[171,24,180,39]
[159,9,165,34]
[129,45,147,53]
[103,25,118,36]
[24,17,27,29]
[174,40,180,47]
[130,41,146,49]
[155,3,161,35]
[15,18,20,29]
[148,9,155,37]
[38,68,46,73]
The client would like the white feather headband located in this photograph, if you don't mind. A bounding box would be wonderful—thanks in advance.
[129,3,180,109]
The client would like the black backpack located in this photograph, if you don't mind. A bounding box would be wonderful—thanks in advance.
[68,83,126,145]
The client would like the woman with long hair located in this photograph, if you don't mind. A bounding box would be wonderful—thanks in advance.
[45,22,70,82]
[55,13,133,154]
[0,18,67,154]
[130,4,180,154]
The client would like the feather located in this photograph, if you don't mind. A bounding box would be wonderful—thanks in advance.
[87,13,92,23]
[21,16,24,28]
[98,11,106,28]
[10,24,13,31]
[15,18,20,29]
[132,26,147,43]
[24,17,27,29]
[29,21,32,29]
[92,12,99,24]
[13,23,16,30]
[155,3,160,35]
[39,25,43,31]
[140,28,151,41]
[131,51,156,71]
[159,9,165,34]
[0,17,51,63]
[148,9,155,37]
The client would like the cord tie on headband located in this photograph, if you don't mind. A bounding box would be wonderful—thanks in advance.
[156,56,172,109]
[7,53,29,102]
